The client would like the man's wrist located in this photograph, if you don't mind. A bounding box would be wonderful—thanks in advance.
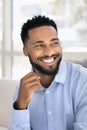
[13,101,20,110]
[13,101,27,110]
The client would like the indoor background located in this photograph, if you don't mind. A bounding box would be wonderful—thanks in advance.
[0,0,87,80]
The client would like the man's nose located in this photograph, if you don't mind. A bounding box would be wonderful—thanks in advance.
[43,46,54,57]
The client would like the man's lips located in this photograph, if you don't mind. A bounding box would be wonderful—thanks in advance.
[39,55,59,65]
[42,58,55,63]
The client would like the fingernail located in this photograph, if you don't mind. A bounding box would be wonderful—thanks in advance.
[38,76,40,79]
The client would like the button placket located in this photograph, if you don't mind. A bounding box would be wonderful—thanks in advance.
[45,89,54,130]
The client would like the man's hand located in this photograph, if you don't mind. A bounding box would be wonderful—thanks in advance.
[16,72,41,110]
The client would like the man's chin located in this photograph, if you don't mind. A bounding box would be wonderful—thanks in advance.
[32,60,61,75]
[40,69,58,75]
[39,66,58,75]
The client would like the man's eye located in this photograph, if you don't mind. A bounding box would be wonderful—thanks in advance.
[35,44,44,48]
[52,42,59,46]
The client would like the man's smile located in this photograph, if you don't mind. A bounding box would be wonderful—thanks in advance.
[42,58,54,63]
[39,55,59,66]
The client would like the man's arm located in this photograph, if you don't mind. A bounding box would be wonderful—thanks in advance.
[8,107,31,130]
[8,72,41,130]
[74,75,87,130]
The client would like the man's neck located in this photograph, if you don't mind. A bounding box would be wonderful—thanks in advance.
[35,70,55,88]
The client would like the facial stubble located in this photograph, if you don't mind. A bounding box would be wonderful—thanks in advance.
[28,53,62,76]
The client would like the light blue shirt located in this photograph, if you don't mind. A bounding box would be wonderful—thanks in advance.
[8,60,87,130]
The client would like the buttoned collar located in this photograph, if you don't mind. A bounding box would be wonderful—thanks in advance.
[32,60,67,91]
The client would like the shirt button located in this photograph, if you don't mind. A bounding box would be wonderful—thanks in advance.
[48,111,52,115]
[46,90,50,94]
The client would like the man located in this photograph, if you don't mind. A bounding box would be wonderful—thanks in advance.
[9,15,87,130]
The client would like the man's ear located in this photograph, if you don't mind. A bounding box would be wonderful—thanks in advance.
[23,46,28,56]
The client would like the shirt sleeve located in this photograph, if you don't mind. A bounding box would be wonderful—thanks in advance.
[8,84,31,130]
[74,69,87,130]
[8,108,31,130]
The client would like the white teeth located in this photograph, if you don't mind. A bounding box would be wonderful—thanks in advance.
[43,58,54,63]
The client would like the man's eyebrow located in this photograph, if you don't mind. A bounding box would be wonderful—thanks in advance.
[35,40,44,43]
[31,40,44,46]
[32,38,59,45]
[50,38,59,41]
[35,38,59,43]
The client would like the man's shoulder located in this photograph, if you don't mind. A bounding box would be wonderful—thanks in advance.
[64,60,87,77]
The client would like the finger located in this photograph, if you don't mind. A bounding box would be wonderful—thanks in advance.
[30,83,42,92]
[24,72,39,79]
[33,69,40,79]
[21,73,40,85]
[22,81,41,94]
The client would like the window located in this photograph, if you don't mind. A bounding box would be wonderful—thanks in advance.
[0,0,2,78]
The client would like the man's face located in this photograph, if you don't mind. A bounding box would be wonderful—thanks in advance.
[24,26,62,75]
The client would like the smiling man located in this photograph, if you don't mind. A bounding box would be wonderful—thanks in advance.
[9,15,87,130]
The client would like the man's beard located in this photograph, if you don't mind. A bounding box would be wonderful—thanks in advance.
[28,54,62,76]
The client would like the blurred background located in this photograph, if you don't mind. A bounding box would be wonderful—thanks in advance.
[0,0,87,79]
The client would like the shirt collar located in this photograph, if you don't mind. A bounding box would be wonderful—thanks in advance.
[31,60,67,88]
[54,60,67,85]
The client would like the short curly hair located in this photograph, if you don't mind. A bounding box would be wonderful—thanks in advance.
[20,15,57,46]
